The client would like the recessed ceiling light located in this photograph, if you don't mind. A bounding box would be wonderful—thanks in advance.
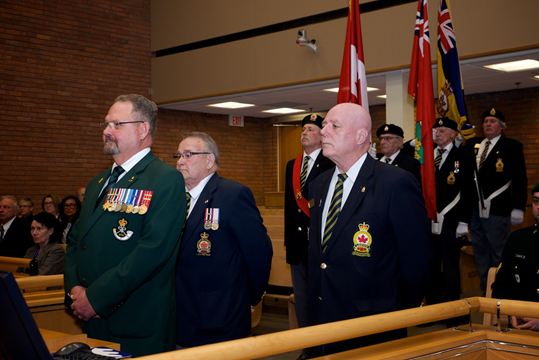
[262,108,306,114]
[207,101,254,109]
[483,59,539,72]
[534,75,539,80]
[377,94,387,99]
[323,87,379,93]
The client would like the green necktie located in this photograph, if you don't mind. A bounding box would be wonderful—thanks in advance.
[300,155,310,189]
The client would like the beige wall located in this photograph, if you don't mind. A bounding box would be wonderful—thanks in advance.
[151,0,539,104]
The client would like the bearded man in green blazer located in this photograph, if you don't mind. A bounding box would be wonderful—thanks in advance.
[65,94,186,356]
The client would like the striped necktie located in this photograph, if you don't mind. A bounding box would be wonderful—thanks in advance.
[186,192,191,215]
[322,173,347,253]
[300,156,310,189]
[434,148,446,168]
[479,140,491,168]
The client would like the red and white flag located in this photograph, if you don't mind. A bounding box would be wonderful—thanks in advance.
[408,0,436,220]
[337,0,368,109]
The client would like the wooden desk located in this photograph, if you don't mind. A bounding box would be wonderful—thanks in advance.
[41,328,119,353]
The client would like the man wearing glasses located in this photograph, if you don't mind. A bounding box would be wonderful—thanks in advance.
[65,94,186,356]
[376,123,421,185]
[173,131,272,347]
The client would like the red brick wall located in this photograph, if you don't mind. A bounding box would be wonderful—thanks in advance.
[0,0,151,208]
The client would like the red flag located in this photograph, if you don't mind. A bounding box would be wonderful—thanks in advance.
[337,0,368,109]
[407,0,436,220]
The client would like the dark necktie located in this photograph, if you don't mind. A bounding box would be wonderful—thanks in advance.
[479,140,491,168]
[95,166,125,209]
[322,173,347,253]
[0,225,4,241]
[434,148,446,168]
[186,192,191,215]
[384,158,391,164]
[300,156,310,189]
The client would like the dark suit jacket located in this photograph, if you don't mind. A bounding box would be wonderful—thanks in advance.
[175,173,273,347]
[0,217,33,257]
[463,136,527,217]
[307,155,431,327]
[378,151,422,186]
[284,153,334,265]
[435,145,469,225]
[65,152,186,356]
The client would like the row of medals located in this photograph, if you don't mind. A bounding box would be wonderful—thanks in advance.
[103,200,148,214]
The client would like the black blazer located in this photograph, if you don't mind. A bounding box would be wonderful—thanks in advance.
[0,217,33,257]
[379,151,422,186]
[462,136,527,217]
[307,155,431,326]
[284,153,334,265]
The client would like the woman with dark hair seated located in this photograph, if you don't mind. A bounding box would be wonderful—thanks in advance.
[23,212,65,275]
[59,195,81,243]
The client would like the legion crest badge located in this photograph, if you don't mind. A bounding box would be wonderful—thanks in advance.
[197,232,212,256]
[113,218,133,241]
[352,222,373,257]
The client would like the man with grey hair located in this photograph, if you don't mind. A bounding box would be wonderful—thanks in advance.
[0,195,33,257]
[174,131,273,347]
[462,107,527,293]
[65,94,186,356]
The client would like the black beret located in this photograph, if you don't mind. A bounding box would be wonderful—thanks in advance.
[301,114,323,128]
[433,117,458,131]
[376,124,404,138]
[482,107,505,123]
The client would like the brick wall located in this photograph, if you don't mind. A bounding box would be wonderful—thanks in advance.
[0,0,151,207]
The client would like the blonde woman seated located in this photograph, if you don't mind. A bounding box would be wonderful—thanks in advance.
[23,212,65,275]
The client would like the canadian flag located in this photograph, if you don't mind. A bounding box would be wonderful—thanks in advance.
[337,0,368,109]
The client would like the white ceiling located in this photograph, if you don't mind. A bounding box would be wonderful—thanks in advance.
[159,48,539,121]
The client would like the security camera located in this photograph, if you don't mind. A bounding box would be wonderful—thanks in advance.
[296,29,317,53]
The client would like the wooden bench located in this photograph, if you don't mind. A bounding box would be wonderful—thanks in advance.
[0,256,30,273]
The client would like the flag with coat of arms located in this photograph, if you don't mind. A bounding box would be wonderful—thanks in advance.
[407,0,436,220]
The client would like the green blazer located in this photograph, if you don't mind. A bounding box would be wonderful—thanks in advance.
[65,152,186,356]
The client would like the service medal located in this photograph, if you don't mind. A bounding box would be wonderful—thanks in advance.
[138,204,148,215]
[447,171,456,185]
[126,204,134,213]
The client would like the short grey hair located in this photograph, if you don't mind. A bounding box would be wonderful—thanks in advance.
[0,195,19,212]
[182,131,220,166]
[115,94,158,138]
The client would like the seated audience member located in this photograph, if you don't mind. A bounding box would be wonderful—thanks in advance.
[0,195,33,257]
[18,197,34,220]
[41,194,60,219]
[59,195,81,243]
[77,186,86,203]
[491,183,539,331]
[23,212,65,275]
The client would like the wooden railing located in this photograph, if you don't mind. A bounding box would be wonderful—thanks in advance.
[138,297,539,360]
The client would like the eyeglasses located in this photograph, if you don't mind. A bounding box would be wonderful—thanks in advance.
[173,151,211,159]
[64,203,77,208]
[101,120,145,130]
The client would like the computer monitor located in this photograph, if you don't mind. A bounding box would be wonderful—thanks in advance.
[0,271,52,359]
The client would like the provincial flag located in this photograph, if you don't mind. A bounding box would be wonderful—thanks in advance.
[436,0,475,139]
[337,0,369,109]
[407,0,436,220]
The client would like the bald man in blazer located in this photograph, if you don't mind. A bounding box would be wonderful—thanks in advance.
[306,103,431,356]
